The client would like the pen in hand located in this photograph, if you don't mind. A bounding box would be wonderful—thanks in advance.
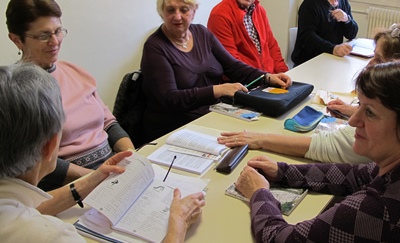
[163,155,177,182]
[327,108,350,120]
[245,74,265,88]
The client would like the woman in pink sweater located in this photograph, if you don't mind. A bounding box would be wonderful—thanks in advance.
[6,0,134,193]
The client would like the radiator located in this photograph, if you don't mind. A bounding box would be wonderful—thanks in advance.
[366,7,400,38]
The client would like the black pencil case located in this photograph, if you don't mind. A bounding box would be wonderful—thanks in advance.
[216,145,248,174]
[221,81,314,117]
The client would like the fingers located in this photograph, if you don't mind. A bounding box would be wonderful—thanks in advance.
[218,132,246,147]
[219,131,241,137]
[97,151,133,174]
[331,9,347,22]
[173,188,182,200]
[270,74,292,89]
[105,151,133,166]
[327,99,345,106]
[333,44,352,57]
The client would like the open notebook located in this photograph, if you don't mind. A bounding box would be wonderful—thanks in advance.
[349,38,375,58]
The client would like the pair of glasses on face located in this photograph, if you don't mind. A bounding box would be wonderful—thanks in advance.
[25,28,68,42]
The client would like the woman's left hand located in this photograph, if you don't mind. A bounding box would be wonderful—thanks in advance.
[87,150,133,187]
[213,83,248,98]
[268,73,292,89]
[218,131,263,149]
[235,165,270,199]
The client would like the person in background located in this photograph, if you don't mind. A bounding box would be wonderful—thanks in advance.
[218,24,400,164]
[0,63,206,243]
[236,61,400,242]
[140,0,292,143]
[207,0,288,74]
[291,0,358,66]
[6,0,134,193]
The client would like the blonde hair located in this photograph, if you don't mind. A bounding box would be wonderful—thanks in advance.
[156,0,199,18]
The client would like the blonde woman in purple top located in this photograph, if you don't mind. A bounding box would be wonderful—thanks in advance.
[140,0,292,142]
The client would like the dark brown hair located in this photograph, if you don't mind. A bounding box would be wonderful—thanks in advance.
[6,0,62,42]
[355,62,400,136]
[374,31,400,61]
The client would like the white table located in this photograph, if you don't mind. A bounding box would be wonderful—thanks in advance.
[58,53,370,242]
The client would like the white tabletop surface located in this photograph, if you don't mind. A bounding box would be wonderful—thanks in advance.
[58,53,370,242]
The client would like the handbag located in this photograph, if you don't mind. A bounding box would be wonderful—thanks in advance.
[221,81,314,117]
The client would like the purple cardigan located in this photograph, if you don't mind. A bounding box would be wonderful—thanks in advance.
[140,24,265,141]
[250,162,400,242]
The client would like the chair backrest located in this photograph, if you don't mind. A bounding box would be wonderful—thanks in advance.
[287,27,298,69]
[113,70,147,149]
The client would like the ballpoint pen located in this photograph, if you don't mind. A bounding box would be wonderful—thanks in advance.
[163,155,177,182]
[327,108,350,120]
[245,74,265,88]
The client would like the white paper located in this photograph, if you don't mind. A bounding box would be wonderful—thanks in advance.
[83,153,155,225]
[166,128,227,156]
[349,38,375,58]
[147,144,214,175]
[79,160,208,243]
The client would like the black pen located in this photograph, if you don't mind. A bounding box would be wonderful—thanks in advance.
[327,108,350,120]
[163,155,177,182]
[245,74,265,88]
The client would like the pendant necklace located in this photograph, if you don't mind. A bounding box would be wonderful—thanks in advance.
[175,34,190,49]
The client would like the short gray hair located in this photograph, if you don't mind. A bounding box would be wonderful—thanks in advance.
[0,62,65,178]
[156,0,199,18]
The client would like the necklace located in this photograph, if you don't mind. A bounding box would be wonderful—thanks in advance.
[45,63,56,73]
[174,35,190,49]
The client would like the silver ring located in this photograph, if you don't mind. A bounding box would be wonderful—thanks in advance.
[235,137,237,142]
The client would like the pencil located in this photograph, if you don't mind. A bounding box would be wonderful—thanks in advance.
[245,74,265,88]
[163,155,177,182]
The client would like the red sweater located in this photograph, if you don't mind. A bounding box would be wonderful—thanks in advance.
[208,0,288,73]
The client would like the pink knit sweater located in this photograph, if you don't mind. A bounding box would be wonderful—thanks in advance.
[51,61,116,158]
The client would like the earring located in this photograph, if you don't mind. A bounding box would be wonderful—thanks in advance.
[18,49,21,55]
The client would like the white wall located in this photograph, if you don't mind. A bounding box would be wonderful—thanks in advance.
[0,0,220,109]
[261,0,299,62]
[6,0,388,108]
[349,0,400,38]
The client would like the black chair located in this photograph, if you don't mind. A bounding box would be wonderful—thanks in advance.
[113,70,147,149]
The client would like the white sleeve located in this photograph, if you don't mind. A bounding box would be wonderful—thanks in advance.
[305,125,371,164]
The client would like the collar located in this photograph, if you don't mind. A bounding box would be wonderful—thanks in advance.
[237,0,258,12]
[0,178,52,208]
[45,63,57,73]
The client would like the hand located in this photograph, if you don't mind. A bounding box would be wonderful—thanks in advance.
[213,83,248,98]
[247,155,279,182]
[169,189,206,229]
[333,43,352,57]
[86,150,132,187]
[235,165,270,199]
[330,9,349,22]
[268,73,292,89]
[327,99,358,118]
[217,130,263,149]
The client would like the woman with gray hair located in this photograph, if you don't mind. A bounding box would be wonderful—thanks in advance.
[0,63,205,243]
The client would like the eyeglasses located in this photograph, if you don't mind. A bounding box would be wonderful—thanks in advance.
[25,28,68,42]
